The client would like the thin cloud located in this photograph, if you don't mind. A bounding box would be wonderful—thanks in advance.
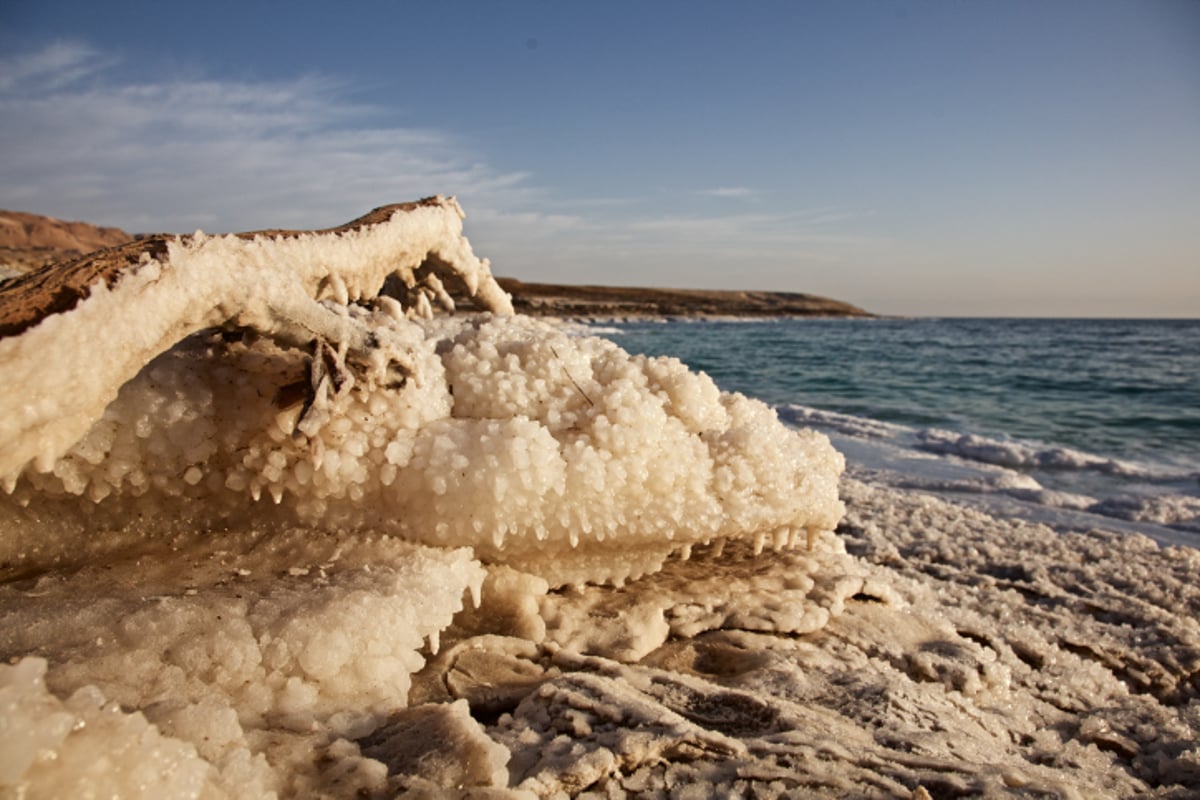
[0,40,113,93]
[0,42,879,294]
[697,186,757,199]
[0,43,537,233]
[467,207,586,234]
[628,209,864,245]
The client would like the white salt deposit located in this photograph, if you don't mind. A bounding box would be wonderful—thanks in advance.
[0,311,843,587]
[2,201,1197,798]
[0,530,485,797]
[0,201,846,796]
[0,197,511,489]
[0,658,222,800]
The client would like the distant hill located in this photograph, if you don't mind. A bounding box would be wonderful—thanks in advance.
[0,210,133,275]
[495,277,873,319]
[0,210,872,318]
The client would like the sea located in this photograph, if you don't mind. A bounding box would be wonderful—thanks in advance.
[593,317,1200,549]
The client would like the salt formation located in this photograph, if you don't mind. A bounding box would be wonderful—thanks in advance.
[0,658,222,799]
[0,196,842,582]
[0,196,513,491]
[0,306,843,586]
[9,200,1194,797]
[1,531,485,797]
[421,480,1197,798]
[0,200,846,797]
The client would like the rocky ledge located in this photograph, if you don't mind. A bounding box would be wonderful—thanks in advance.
[495,277,873,320]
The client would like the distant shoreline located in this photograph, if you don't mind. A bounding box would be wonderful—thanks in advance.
[494,277,874,321]
[0,209,874,320]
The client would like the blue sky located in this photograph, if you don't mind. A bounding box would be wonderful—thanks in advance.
[1,1,1197,316]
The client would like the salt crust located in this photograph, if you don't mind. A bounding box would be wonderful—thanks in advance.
[0,530,484,797]
[1,313,844,585]
[462,480,1199,798]
[0,196,511,487]
[4,203,1197,797]
[4,415,1200,798]
[0,218,845,797]
[0,657,221,799]
[357,699,511,790]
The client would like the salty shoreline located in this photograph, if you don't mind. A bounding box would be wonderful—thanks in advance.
[1,207,1198,798]
[6,473,1197,797]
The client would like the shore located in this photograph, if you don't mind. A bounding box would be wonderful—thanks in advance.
[6,473,1196,797]
[2,206,1196,798]
[0,212,874,320]
[494,277,874,320]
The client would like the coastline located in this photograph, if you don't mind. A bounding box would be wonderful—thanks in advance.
[0,212,875,321]
[494,277,875,320]
[1,209,1197,798]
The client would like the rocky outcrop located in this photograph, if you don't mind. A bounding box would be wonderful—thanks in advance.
[0,210,132,253]
[496,277,873,319]
[0,211,133,275]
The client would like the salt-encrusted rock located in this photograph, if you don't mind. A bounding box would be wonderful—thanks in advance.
[0,658,227,800]
[0,198,853,797]
[0,529,485,797]
[0,196,511,487]
[0,295,844,585]
[538,533,889,662]
[359,699,511,791]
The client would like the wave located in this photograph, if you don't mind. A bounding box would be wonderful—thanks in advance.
[777,403,1200,542]
[554,321,624,337]
[778,404,1194,482]
[913,429,1143,476]
[1087,494,1200,528]
[776,405,909,441]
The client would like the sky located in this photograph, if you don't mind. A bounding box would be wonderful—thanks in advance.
[0,1,1197,317]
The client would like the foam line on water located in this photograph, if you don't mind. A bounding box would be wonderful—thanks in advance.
[778,403,1200,547]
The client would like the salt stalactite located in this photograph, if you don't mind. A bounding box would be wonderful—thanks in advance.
[0,200,845,583]
[0,312,846,585]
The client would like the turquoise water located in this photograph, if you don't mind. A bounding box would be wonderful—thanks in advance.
[598,318,1200,544]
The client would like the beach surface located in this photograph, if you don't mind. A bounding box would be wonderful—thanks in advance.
[1,206,1197,799]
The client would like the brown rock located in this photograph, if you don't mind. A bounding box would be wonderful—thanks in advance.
[494,277,873,320]
[0,210,132,253]
[0,199,450,340]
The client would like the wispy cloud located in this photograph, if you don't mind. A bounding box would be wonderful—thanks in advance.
[697,186,757,200]
[0,42,878,293]
[0,43,537,233]
[464,207,589,248]
[0,40,114,93]
[627,208,862,245]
